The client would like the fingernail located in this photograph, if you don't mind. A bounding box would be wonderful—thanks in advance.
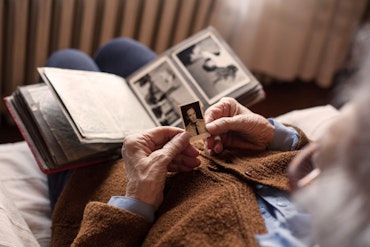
[176,131,190,141]
[206,123,214,131]
[215,143,223,153]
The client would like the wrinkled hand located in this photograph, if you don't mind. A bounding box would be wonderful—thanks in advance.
[122,127,200,209]
[204,97,274,154]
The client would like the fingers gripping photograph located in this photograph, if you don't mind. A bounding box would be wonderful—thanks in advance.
[179,101,210,142]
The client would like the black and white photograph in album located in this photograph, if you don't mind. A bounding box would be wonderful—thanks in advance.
[174,33,251,104]
[129,58,197,126]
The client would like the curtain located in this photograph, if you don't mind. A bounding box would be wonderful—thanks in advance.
[209,0,367,87]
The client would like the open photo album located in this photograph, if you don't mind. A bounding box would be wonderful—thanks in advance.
[4,26,264,173]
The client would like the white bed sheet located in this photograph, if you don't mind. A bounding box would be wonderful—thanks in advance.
[0,142,51,247]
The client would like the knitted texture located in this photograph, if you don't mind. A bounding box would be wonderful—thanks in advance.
[51,126,309,247]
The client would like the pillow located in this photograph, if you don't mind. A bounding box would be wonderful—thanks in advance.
[0,185,40,246]
[0,142,51,247]
[275,104,340,141]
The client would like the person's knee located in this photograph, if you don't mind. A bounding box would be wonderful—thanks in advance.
[95,37,156,59]
[94,38,157,78]
[45,49,100,71]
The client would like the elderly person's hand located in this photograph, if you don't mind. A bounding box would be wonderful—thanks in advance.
[204,97,274,154]
[122,127,200,209]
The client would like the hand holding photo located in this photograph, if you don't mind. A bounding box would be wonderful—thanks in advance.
[179,101,210,142]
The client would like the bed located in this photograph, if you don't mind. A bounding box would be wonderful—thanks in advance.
[0,105,340,246]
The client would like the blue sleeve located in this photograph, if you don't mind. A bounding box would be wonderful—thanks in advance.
[255,185,313,247]
[267,118,300,151]
[254,184,313,247]
[108,196,155,223]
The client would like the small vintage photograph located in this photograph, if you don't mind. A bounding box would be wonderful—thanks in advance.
[129,58,198,126]
[179,101,210,142]
[173,32,251,104]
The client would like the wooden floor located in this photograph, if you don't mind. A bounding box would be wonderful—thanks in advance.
[0,81,334,144]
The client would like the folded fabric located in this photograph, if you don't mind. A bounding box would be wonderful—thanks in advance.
[0,141,51,247]
[0,184,40,246]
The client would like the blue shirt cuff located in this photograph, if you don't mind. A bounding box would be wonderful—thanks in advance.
[108,196,155,223]
[267,119,299,151]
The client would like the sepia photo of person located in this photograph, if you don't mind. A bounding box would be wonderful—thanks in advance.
[174,34,250,104]
[180,101,209,141]
[130,59,197,126]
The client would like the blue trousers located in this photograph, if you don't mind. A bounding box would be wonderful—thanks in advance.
[46,38,156,210]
